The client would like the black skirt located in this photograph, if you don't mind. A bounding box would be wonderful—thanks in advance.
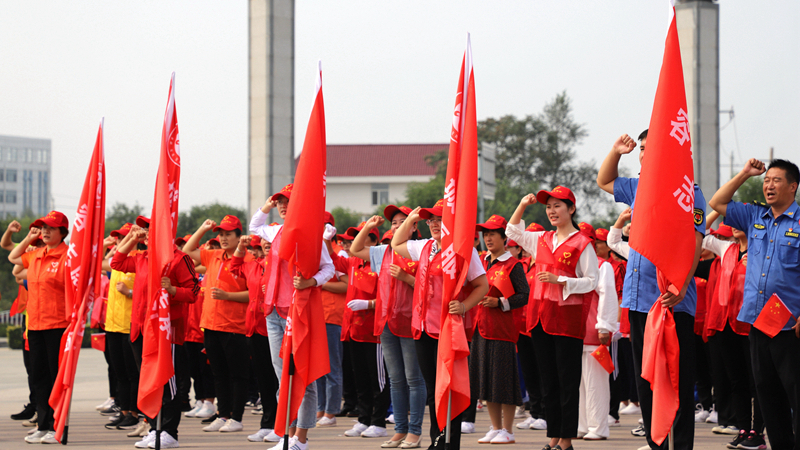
[469,332,522,406]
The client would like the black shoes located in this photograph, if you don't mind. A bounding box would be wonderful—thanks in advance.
[105,413,128,429]
[116,414,141,430]
[11,403,36,421]
[99,402,121,416]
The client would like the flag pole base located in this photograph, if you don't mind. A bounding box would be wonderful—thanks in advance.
[155,410,162,450]
[444,391,452,449]
[61,426,68,445]
[283,354,295,450]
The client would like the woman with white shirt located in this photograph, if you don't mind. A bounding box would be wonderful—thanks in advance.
[505,187,599,450]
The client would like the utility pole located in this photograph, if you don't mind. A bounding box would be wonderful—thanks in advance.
[769,147,774,164]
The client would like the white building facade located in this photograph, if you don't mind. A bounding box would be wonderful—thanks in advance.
[0,135,52,219]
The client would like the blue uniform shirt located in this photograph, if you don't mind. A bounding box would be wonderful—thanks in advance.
[614,177,706,315]
[724,200,800,329]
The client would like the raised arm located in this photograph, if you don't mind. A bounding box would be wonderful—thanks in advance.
[597,134,637,194]
[350,215,384,262]
[2,220,21,251]
[8,227,40,266]
[184,219,216,265]
[391,207,421,260]
[709,158,766,216]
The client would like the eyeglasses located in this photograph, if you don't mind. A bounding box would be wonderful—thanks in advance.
[426,218,442,225]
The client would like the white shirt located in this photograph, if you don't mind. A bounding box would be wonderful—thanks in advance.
[702,234,736,259]
[607,226,630,259]
[506,220,598,300]
[405,239,486,282]
[595,261,620,334]
[248,209,335,287]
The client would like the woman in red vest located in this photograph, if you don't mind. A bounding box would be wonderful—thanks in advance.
[506,187,599,450]
[391,199,489,450]
[471,215,530,444]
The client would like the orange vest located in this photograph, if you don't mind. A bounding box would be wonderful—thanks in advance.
[22,243,69,330]
[375,246,416,338]
[476,256,520,343]
[200,249,249,334]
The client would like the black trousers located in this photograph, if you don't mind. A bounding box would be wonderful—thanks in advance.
[517,332,545,419]
[629,310,695,450]
[174,345,190,407]
[530,325,582,439]
[103,342,118,398]
[609,337,638,419]
[204,329,249,422]
[416,332,463,450]
[694,335,715,412]
[341,340,358,413]
[708,325,763,432]
[462,352,477,424]
[349,340,391,428]
[749,327,800,450]
[248,333,278,430]
[28,328,65,431]
[23,346,36,407]
[184,341,215,400]
[106,331,140,412]
[143,344,186,440]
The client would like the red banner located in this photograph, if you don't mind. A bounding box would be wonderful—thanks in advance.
[435,34,478,430]
[138,72,182,418]
[274,63,331,436]
[50,120,106,442]
[641,300,680,446]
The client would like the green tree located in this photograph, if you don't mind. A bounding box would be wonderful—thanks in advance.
[104,202,144,236]
[0,215,38,310]
[176,202,247,243]
[733,176,766,204]
[330,207,363,235]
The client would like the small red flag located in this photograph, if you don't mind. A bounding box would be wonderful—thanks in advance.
[91,333,106,352]
[591,345,615,374]
[9,297,19,316]
[435,34,478,430]
[753,294,795,338]
[138,72,182,419]
[274,63,331,436]
[641,301,680,446]
[488,270,515,300]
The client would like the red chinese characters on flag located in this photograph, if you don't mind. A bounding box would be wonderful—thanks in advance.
[138,73,181,419]
[753,294,795,338]
[50,120,106,443]
[435,34,478,431]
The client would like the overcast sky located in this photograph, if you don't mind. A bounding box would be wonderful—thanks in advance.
[1,0,797,224]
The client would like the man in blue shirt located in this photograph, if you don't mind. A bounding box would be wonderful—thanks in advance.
[709,157,800,450]
[597,130,705,450]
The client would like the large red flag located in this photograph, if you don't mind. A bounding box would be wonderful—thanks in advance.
[629,9,696,291]
[274,62,330,436]
[435,34,478,430]
[50,120,106,443]
[641,300,680,445]
[138,72,181,418]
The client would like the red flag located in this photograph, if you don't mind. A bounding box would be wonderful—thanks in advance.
[91,333,106,352]
[753,294,795,338]
[138,72,182,418]
[435,34,478,430]
[274,63,330,436]
[488,270,515,300]
[50,120,106,442]
[591,345,615,374]
[9,296,19,316]
[629,8,696,292]
[641,301,680,446]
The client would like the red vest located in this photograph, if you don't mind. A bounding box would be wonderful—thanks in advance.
[705,245,750,337]
[264,228,294,319]
[184,282,205,343]
[477,256,521,343]
[527,231,595,340]
[513,258,533,336]
[335,255,379,343]
[375,245,416,338]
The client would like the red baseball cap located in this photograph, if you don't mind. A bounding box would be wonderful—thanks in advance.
[207,236,220,246]
[536,186,576,206]
[346,221,380,240]
[381,230,394,244]
[249,235,263,248]
[336,233,354,242]
[135,216,151,228]
[270,184,293,202]
[713,224,734,238]
[110,222,133,238]
[31,211,69,229]
[476,214,508,232]
[419,199,445,219]
[578,222,596,241]
[595,228,609,242]
[324,211,335,226]
[213,215,243,232]
[174,234,192,246]
[384,205,413,221]
[507,239,519,247]
[526,222,545,232]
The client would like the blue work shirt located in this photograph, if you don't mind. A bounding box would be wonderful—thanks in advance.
[614,177,706,315]
[724,200,800,329]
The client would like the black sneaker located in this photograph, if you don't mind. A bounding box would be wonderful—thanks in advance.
[11,404,36,421]
[726,430,748,449]
[631,424,646,437]
[105,413,128,429]
[201,413,218,424]
[738,431,767,450]
[99,403,121,416]
[180,401,192,412]
[116,415,140,430]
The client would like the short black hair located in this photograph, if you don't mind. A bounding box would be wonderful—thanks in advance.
[638,129,648,141]
[234,229,242,238]
[768,159,799,188]
[58,226,69,240]
[482,228,506,240]
[367,233,378,244]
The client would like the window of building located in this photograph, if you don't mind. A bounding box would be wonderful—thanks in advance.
[0,190,4,203]
[0,170,4,182]
[27,148,34,163]
[6,169,17,183]
[6,190,16,204]
[8,148,17,162]
[371,183,389,206]
[42,150,48,165]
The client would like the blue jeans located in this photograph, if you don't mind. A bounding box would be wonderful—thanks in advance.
[315,324,343,414]
[381,325,426,436]
[266,310,317,430]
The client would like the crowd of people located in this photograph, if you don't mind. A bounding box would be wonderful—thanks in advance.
[6,131,800,450]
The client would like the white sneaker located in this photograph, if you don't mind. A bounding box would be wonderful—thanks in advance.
[476,401,485,413]
[135,431,157,449]
[582,431,606,440]
[316,416,336,427]
[219,418,243,432]
[531,418,547,430]
[195,400,216,419]
[516,417,535,429]
[461,421,476,434]
[24,430,47,443]
[514,406,528,418]
[40,431,58,444]
[489,429,515,444]
[184,402,203,418]
[608,415,621,427]
[270,437,306,450]
[478,427,500,443]
[95,397,113,411]
[264,430,282,442]
[694,403,710,423]
[386,414,395,424]
[148,431,179,449]
[344,422,368,437]
[620,402,641,415]
[361,425,388,438]
[252,404,263,415]
[202,417,227,432]
[127,420,150,437]
[706,409,718,424]
[248,428,273,442]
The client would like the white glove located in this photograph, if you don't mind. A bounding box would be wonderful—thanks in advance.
[611,330,622,342]
[323,223,337,241]
[347,299,370,311]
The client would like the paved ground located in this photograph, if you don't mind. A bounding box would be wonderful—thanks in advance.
[0,346,753,449]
